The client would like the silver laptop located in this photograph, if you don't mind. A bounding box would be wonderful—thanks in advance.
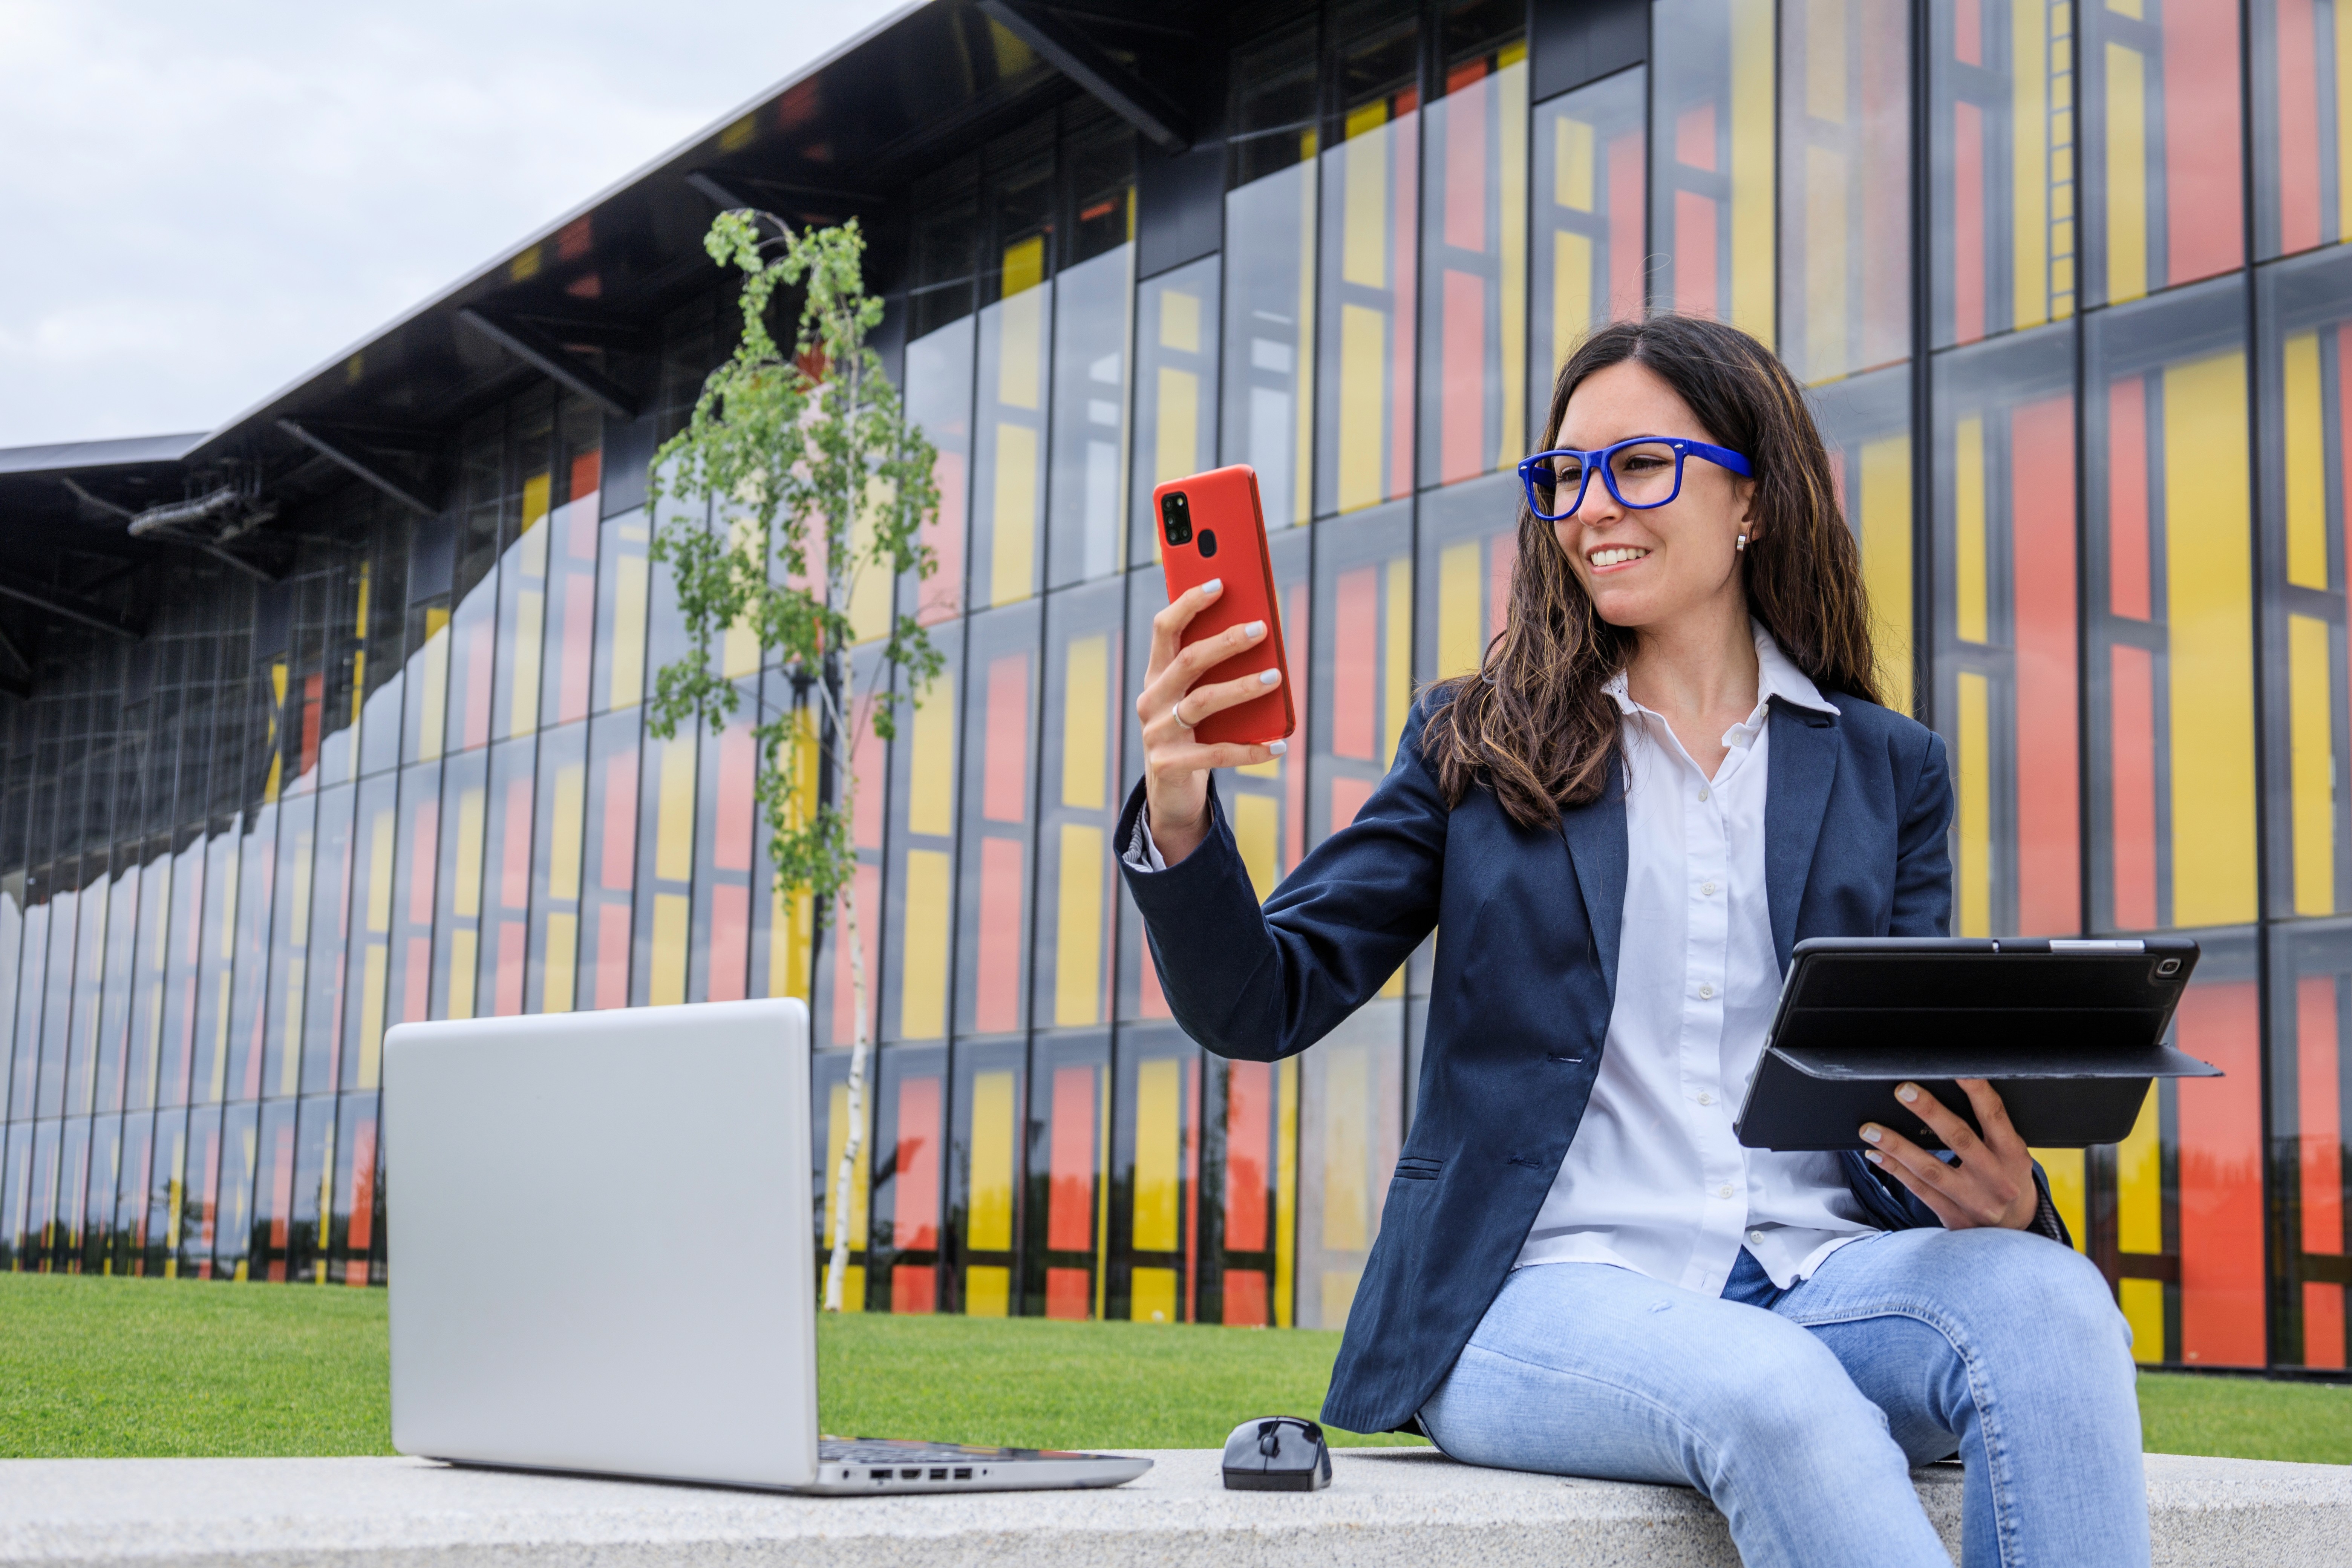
[382,997,1148,1494]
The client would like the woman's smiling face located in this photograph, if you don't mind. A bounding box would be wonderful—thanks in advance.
[1548,359,1757,632]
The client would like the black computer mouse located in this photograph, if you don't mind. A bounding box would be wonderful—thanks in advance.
[1220,1415,1332,1491]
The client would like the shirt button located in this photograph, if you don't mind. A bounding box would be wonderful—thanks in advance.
[1748,1230,1765,1246]
[1698,983,1715,999]
[1717,1184,1735,1199]
[1697,1091,1715,1106]
[1701,881,1717,896]
[1698,788,1710,802]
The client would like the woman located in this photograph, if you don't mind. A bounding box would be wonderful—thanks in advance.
[1117,315,2144,1567]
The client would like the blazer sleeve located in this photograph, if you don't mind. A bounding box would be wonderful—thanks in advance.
[1115,703,1449,1062]
[1889,727,1955,938]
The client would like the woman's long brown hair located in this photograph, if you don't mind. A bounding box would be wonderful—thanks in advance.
[1421,314,1883,830]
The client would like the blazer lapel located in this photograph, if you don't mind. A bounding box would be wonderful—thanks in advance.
[1559,763,1629,1004]
[1765,699,1839,973]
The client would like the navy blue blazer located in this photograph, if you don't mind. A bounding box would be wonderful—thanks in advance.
[1118,689,2047,1436]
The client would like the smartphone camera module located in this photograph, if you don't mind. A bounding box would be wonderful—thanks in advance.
[1161,491,1193,547]
[1197,528,1218,558]
[2155,957,2181,977]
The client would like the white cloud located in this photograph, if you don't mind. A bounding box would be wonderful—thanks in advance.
[0,0,912,447]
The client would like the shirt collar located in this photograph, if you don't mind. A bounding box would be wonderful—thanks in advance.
[1599,621,1842,721]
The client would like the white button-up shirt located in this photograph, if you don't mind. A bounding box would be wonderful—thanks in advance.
[1513,622,1874,1292]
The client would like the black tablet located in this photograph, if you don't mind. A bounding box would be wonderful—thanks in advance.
[1732,937,2221,1152]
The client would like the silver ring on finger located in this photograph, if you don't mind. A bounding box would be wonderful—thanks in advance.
[1171,699,1194,730]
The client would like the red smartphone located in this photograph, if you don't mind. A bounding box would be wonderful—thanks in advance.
[1152,464,1296,747]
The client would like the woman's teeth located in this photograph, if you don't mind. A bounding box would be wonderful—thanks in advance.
[1589,547,1650,568]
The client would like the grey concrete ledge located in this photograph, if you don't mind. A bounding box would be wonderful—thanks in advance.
[2,1449,2346,1568]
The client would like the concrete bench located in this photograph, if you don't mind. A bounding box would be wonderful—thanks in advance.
[2,1449,2346,1567]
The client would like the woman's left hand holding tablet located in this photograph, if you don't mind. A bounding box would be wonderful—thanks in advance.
[1859,1080,2040,1231]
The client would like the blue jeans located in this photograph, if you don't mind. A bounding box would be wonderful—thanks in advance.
[1417,1228,2145,1568]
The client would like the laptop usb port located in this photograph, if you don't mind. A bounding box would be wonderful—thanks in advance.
[953,1467,972,1480]
[928,1467,948,1479]
[869,1468,890,1480]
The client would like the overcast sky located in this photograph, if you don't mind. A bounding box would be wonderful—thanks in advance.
[0,0,912,449]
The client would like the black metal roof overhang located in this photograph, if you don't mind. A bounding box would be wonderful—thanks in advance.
[0,0,1223,657]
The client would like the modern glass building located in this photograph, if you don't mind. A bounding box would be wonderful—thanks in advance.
[0,0,2345,1375]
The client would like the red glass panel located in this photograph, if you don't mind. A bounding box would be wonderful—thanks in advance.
[1048,1065,1095,1253]
[1224,1268,1270,1327]
[974,838,1023,1032]
[2301,975,2347,1368]
[2013,398,2080,936]
[1333,567,1378,760]
[2110,645,2159,929]
[1331,777,1375,831]
[982,654,1029,822]
[709,885,749,1002]
[1953,101,1987,345]
[892,1267,938,1313]
[1225,1059,1270,1251]
[2109,376,2152,619]
[2274,0,2322,254]
[1045,1266,1091,1319]
[2177,981,2264,1367]
[1674,191,1718,315]
[896,1075,941,1251]
[2160,0,2244,286]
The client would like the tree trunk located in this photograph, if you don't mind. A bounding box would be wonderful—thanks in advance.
[822,605,869,1309]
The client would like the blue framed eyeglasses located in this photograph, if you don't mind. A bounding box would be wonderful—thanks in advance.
[1516,436,1755,521]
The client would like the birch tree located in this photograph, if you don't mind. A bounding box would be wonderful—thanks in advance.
[648,211,941,1311]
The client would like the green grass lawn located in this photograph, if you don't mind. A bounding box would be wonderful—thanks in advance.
[2,1272,2346,1464]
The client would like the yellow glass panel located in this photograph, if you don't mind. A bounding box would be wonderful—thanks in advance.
[1553,231,1594,373]
[1384,557,1412,760]
[541,912,576,1017]
[2120,1276,2165,1364]
[655,739,695,883]
[1860,436,1913,712]
[835,1265,867,1312]
[1321,1043,1369,1251]
[418,613,450,761]
[1955,416,1988,643]
[1276,1055,1298,1328]
[2104,44,2148,304]
[991,423,1038,605]
[1294,172,1319,526]
[549,762,585,901]
[1156,368,1200,484]
[1055,824,1104,1027]
[1134,1057,1181,1253]
[1061,635,1109,810]
[453,786,485,919]
[609,543,647,710]
[1437,540,1484,679]
[1002,235,1046,300]
[999,285,1043,406]
[965,1264,1010,1316]
[1131,1265,1179,1323]
[1337,303,1387,514]
[358,946,387,1089]
[650,893,689,1005]
[1321,1269,1360,1329]
[447,930,477,1020]
[2285,332,2328,590]
[1555,115,1595,210]
[1729,0,1777,344]
[908,675,956,836]
[2116,1086,2161,1252]
[968,1069,1017,1251]
[2291,613,2335,915]
[824,1080,871,1250]
[849,479,894,645]
[900,849,951,1038]
[2013,0,2052,330]
[1957,672,1992,937]
[1161,288,1200,352]
[1344,99,1389,142]
[2163,352,2256,927]
[1234,793,1279,901]
[510,593,544,739]
[1807,0,1847,119]
[366,808,396,933]
[2032,1146,2088,1250]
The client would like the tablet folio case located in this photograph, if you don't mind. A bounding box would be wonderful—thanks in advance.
[1733,937,2221,1151]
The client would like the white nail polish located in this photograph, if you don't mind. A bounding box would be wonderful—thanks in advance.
[1860,1127,1880,1144]
[1897,1085,1919,1104]
[1244,620,1265,637]
[1258,669,1280,686]
[1268,740,1288,756]
[1202,578,1223,595]
[1865,1150,1883,1166]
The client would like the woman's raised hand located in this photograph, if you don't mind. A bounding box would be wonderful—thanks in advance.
[1859,1079,2042,1231]
[1136,578,1287,866]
